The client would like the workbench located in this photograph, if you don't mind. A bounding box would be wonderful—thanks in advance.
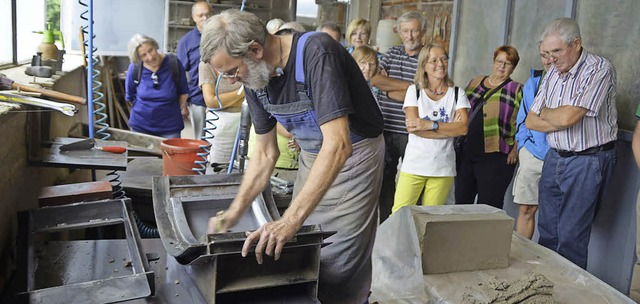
[369,206,634,304]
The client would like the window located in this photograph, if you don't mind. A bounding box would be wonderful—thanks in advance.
[0,0,13,65]
[0,0,47,67]
[297,0,318,18]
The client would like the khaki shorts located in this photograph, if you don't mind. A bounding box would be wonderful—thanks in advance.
[512,147,544,205]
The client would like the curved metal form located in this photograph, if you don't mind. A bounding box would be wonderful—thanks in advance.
[152,173,281,264]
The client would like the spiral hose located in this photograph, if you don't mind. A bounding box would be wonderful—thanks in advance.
[79,0,124,199]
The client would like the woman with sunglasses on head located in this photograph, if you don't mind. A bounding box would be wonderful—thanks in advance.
[391,44,470,213]
[455,45,522,210]
[125,33,189,138]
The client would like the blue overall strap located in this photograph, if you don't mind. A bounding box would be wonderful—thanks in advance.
[295,32,319,84]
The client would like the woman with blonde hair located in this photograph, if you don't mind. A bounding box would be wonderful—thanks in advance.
[345,18,372,53]
[392,44,470,212]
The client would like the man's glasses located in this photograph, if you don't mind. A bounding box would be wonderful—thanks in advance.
[151,72,159,89]
[217,67,239,79]
[541,46,569,59]
[541,40,575,59]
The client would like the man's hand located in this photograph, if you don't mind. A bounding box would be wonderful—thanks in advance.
[206,209,241,235]
[241,217,300,264]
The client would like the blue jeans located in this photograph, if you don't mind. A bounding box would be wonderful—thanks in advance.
[537,147,617,269]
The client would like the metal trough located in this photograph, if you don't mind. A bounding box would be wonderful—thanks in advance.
[152,174,333,303]
[15,199,154,303]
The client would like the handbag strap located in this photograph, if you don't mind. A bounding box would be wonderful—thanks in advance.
[466,77,510,124]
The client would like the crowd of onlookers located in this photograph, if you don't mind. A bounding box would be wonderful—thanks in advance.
[123,0,624,287]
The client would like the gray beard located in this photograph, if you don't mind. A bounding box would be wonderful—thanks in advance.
[242,57,272,90]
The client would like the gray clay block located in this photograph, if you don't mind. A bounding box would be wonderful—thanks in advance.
[412,210,514,274]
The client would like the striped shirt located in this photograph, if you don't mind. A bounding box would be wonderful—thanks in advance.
[378,45,419,134]
[530,50,617,151]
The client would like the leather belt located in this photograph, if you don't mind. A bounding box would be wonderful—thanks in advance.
[554,141,615,157]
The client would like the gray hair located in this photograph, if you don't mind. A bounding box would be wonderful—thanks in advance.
[397,11,426,32]
[127,33,159,63]
[191,0,212,14]
[317,22,340,34]
[540,17,581,45]
[200,9,267,63]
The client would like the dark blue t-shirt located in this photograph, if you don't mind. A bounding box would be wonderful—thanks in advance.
[125,55,189,136]
[245,33,383,141]
[177,28,205,107]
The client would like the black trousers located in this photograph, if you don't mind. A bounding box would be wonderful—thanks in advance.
[378,131,408,223]
[455,152,516,209]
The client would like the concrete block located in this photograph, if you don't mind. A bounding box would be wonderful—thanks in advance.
[411,205,514,274]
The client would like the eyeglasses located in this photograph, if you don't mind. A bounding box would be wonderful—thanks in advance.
[217,67,239,79]
[151,72,159,89]
[358,61,377,69]
[427,57,448,65]
[494,59,514,68]
[541,45,569,59]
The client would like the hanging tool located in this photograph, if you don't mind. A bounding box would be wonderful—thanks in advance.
[0,92,76,116]
[442,15,448,39]
[0,74,86,105]
[59,138,126,154]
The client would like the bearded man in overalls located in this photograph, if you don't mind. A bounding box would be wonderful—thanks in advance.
[201,9,385,304]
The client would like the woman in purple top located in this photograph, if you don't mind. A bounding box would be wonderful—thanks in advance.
[125,34,189,138]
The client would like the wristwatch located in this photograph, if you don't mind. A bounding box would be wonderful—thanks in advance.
[431,121,439,131]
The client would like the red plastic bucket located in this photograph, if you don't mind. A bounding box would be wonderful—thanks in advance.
[160,138,208,176]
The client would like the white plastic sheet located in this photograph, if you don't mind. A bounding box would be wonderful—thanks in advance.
[370,205,634,304]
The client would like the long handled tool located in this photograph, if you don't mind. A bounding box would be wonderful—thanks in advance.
[0,92,77,116]
[0,74,86,105]
[59,138,126,154]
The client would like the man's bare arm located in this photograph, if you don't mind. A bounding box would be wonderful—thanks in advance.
[241,116,352,263]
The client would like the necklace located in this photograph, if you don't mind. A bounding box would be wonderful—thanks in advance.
[487,75,501,86]
[427,84,446,95]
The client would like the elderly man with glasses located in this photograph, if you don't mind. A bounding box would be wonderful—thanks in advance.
[526,17,618,269]
[200,9,384,304]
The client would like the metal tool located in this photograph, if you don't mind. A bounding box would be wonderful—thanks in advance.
[59,138,126,154]
[0,74,86,105]
[0,92,76,116]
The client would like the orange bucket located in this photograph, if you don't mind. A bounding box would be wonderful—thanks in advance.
[160,138,208,176]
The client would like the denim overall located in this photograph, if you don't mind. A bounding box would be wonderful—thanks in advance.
[254,32,364,153]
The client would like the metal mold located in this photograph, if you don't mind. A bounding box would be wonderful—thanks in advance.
[15,199,154,303]
[152,174,333,303]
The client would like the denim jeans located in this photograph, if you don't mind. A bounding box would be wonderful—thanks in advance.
[537,147,617,269]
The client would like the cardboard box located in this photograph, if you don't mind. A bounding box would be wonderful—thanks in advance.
[411,205,514,274]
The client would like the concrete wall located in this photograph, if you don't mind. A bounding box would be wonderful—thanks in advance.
[0,66,88,291]
[450,0,640,130]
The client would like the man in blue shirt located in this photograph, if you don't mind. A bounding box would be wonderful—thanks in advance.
[177,0,212,139]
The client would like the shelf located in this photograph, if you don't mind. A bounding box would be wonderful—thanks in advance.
[168,24,194,30]
[169,0,196,5]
